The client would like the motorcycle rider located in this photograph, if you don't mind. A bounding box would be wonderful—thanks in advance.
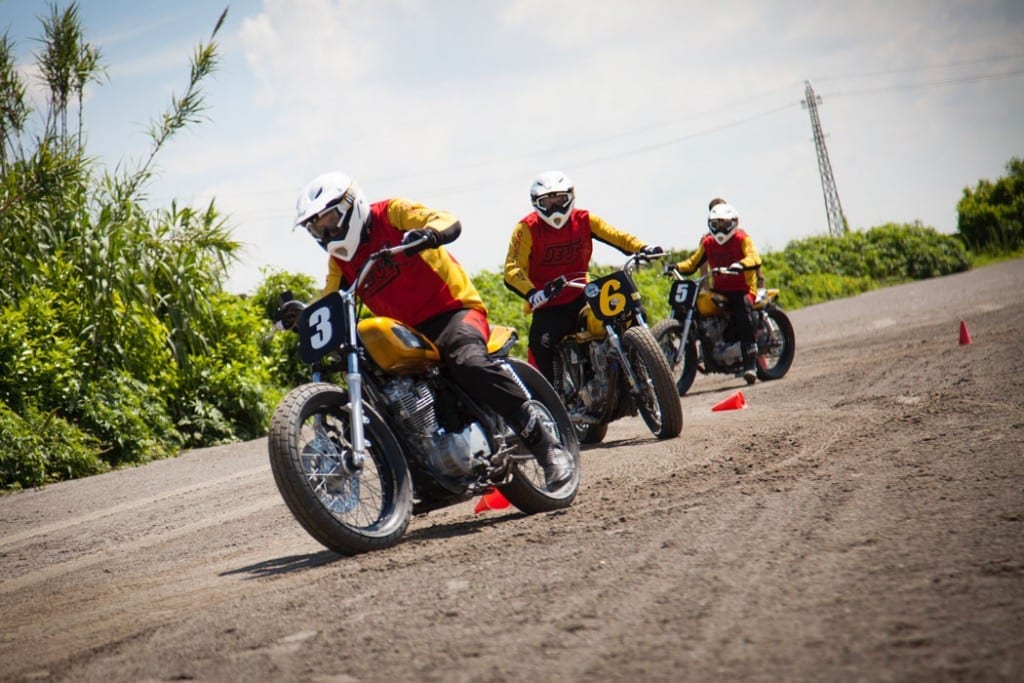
[282,171,574,489]
[503,170,663,384]
[666,201,763,384]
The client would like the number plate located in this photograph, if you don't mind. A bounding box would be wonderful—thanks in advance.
[668,280,697,314]
[583,271,640,323]
[298,292,349,364]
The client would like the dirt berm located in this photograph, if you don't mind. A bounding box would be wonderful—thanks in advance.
[1,259,1021,682]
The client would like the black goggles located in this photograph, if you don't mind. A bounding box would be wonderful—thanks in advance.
[303,193,354,241]
[535,192,572,212]
[709,218,736,234]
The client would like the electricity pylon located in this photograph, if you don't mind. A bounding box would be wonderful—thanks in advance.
[802,80,848,237]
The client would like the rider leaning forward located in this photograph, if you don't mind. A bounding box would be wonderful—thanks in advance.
[666,201,763,384]
[503,170,663,385]
[282,171,574,489]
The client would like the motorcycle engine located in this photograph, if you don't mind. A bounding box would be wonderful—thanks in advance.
[702,316,728,344]
[381,377,491,478]
[702,318,741,366]
[579,342,612,412]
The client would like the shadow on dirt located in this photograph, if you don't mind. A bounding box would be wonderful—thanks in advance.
[218,514,542,578]
[404,513,530,544]
[220,550,341,579]
[581,435,660,451]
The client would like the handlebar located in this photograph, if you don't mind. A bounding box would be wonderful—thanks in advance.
[348,237,431,293]
[664,265,742,281]
[530,249,665,310]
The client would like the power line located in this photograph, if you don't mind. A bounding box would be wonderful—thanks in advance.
[811,51,1024,82]
[823,66,1024,99]
[145,61,1024,206]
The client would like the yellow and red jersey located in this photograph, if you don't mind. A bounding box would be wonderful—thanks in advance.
[504,209,646,307]
[322,198,485,327]
[673,230,762,296]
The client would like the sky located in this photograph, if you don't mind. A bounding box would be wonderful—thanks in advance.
[3,0,1023,294]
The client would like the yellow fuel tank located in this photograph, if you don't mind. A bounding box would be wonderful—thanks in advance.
[358,317,441,374]
[697,290,730,317]
[569,305,607,342]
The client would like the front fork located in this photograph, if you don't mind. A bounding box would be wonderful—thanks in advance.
[606,325,644,395]
[676,307,697,364]
[311,337,367,472]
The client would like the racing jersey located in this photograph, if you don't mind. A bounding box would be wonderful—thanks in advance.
[504,209,646,307]
[322,198,485,327]
[673,229,761,295]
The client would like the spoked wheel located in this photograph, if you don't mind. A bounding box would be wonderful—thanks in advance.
[621,327,683,439]
[650,318,699,396]
[756,307,796,381]
[552,346,609,445]
[268,383,412,556]
[498,358,580,510]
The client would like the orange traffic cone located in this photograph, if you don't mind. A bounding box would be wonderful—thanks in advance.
[959,320,972,346]
[473,488,510,514]
[712,390,747,412]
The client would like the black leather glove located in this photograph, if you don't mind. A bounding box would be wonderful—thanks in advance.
[276,299,307,330]
[640,244,665,259]
[401,228,442,256]
[663,263,679,276]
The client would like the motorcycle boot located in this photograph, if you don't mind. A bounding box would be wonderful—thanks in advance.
[741,343,758,385]
[515,403,574,490]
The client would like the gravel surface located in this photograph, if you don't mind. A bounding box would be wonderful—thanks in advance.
[1,259,1022,683]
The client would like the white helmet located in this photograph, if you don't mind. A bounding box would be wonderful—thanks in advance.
[294,171,370,261]
[530,170,575,229]
[708,202,739,245]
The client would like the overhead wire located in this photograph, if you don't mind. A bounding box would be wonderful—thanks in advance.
[149,53,1024,206]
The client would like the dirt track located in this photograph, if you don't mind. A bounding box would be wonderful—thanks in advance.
[2,260,1022,683]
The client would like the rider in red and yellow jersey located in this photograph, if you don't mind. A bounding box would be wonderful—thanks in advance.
[287,171,573,489]
[503,170,661,384]
[667,201,763,384]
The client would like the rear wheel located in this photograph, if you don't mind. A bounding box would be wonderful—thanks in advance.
[498,358,580,511]
[651,318,698,396]
[756,307,796,380]
[268,383,412,556]
[622,327,683,439]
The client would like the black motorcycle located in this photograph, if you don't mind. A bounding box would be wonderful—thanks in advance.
[651,267,796,395]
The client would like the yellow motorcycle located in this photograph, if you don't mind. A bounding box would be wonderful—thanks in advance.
[269,238,579,556]
[540,252,683,445]
[652,266,796,395]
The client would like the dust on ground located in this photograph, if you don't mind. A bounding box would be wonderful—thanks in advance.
[1,260,1021,682]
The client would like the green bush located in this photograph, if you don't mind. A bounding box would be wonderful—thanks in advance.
[773,222,969,287]
[0,286,87,414]
[171,292,281,446]
[1,401,107,491]
[73,371,177,468]
[957,157,1024,252]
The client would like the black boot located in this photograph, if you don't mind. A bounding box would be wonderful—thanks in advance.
[515,404,573,490]
[742,343,758,385]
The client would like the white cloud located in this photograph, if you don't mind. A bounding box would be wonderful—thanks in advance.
[10,0,1018,293]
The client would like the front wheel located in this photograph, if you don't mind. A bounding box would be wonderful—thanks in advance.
[498,358,580,511]
[621,327,684,439]
[756,307,796,380]
[650,318,698,396]
[268,383,412,556]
